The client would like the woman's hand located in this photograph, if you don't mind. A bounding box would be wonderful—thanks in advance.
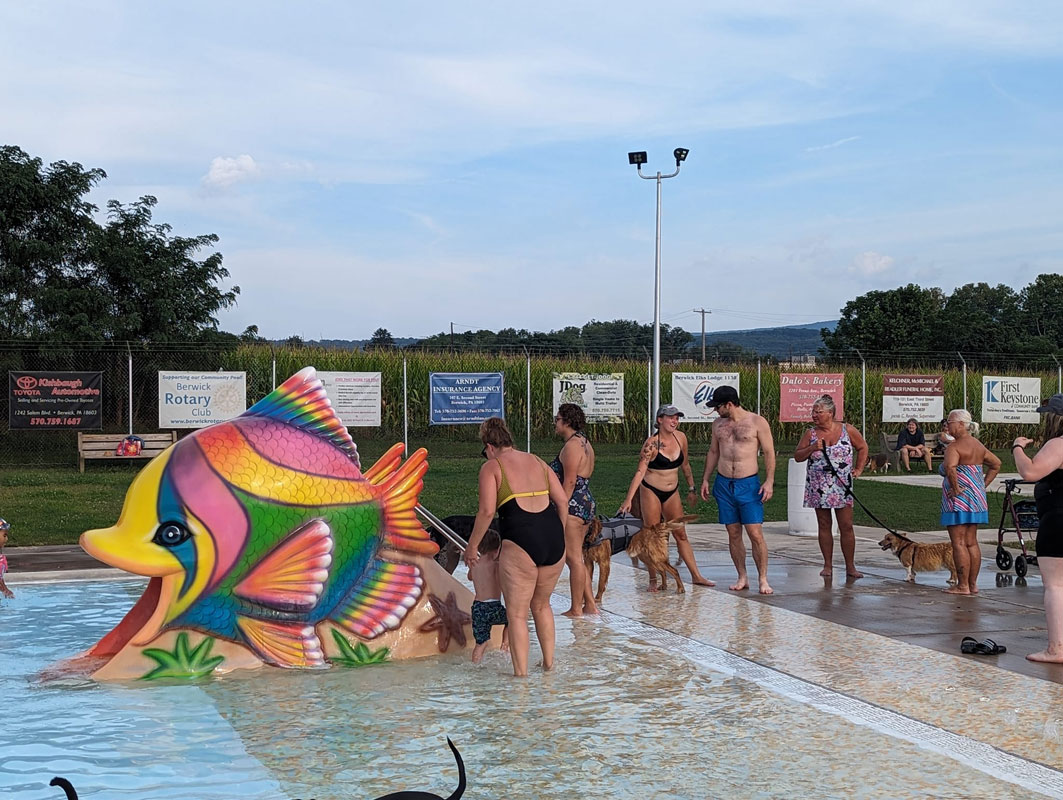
[618,500,632,515]
[463,547,480,569]
[1013,437,1033,450]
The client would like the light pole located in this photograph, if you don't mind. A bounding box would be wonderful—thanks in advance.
[628,147,689,416]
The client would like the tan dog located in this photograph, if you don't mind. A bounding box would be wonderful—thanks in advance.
[878,531,958,585]
[626,515,699,594]
[867,453,891,474]
[583,519,612,603]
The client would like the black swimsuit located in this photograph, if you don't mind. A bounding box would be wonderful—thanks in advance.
[641,432,684,505]
[496,462,565,567]
[1035,468,1063,559]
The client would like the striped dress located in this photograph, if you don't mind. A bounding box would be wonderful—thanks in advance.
[940,463,989,526]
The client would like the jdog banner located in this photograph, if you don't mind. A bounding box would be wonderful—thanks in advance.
[429,373,504,424]
[8,371,102,430]
[779,373,844,422]
[552,372,624,423]
[882,374,944,422]
[982,376,1041,424]
[671,373,740,422]
[317,371,382,427]
[158,372,247,429]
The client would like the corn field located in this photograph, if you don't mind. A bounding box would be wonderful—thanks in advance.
[0,341,1059,465]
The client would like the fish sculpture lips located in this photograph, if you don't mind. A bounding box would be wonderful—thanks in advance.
[76,367,441,674]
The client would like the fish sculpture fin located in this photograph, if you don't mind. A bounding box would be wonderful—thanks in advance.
[330,558,424,640]
[242,366,360,467]
[236,617,326,668]
[366,446,438,554]
[234,520,334,611]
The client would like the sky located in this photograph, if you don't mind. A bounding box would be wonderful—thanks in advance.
[3,2,1062,341]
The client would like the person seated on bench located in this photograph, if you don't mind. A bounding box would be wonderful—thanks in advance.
[896,418,932,471]
[932,418,954,456]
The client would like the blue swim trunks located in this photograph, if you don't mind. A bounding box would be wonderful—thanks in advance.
[712,474,764,525]
[471,599,508,645]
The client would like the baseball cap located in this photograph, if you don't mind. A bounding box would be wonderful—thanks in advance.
[1036,394,1063,415]
[655,404,684,418]
[706,385,740,409]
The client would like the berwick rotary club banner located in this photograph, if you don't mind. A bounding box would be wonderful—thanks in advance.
[882,374,944,422]
[670,373,740,422]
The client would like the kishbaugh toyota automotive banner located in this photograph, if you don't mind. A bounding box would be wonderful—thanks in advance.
[671,373,740,422]
[8,371,102,430]
[982,376,1041,424]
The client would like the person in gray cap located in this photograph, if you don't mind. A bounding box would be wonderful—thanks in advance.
[698,385,777,594]
[620,403,715,589]
[1013,393,1063,663]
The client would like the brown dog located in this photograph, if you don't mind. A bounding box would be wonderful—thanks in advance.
[866,453,891,474]
[878,531,958,585]
[626,515,699,594]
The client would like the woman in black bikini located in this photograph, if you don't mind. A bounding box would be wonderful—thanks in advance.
[465,418,569,677]
[620,405,715,589]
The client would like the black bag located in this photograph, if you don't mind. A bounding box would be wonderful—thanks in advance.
[590,512,643,556]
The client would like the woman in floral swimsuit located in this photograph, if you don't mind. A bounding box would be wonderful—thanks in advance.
[550,403,598,617]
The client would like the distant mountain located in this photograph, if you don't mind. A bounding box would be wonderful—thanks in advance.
[698,320,837,359]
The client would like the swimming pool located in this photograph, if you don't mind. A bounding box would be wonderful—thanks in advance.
[0,578,1052,798]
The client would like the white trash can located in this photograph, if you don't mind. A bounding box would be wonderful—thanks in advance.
[787,458,838,537]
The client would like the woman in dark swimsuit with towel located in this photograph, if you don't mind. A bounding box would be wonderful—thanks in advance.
[466,417,569,677]
[620,404,715,589]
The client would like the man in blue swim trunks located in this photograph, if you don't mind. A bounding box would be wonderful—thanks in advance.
[698,386,777,594]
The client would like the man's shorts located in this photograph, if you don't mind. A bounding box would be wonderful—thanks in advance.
[471,599,508,644]
[712,474,764,526]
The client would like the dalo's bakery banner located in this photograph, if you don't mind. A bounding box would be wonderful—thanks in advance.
[981,376,1041,424]
[779,373,844,422]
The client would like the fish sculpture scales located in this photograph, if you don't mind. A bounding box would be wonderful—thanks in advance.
[66,368,481,681]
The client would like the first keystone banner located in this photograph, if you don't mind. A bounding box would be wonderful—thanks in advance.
[8,371,103,430]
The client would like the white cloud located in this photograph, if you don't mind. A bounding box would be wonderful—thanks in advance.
[806,136,860,153]
[203,155,260,189]
[850,251,895,276]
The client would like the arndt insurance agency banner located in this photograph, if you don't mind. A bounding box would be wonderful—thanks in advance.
[779,373,844,422]
[317,371,382,427]
[429,373,504,424]
[158,372,247,429]
[982,376,1041,424]
[671,373,740,422]
[8,371,102,430]
[882,374,944,422]
[553,372,624,423]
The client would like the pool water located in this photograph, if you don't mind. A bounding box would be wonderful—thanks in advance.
[0,580,1044,798]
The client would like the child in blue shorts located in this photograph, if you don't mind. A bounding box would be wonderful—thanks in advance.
[467,530,509,663]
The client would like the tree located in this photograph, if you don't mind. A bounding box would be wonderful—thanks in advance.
[937,282,1022,357]
[1019,274,1063,350]
[821,284,946,358]
[366,327,396,350]
[0,145,241,342]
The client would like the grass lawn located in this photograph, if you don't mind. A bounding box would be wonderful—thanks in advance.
[0,440,1024,547]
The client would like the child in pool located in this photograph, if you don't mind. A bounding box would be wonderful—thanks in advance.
[467,529,508,663]
[0,518,13,598]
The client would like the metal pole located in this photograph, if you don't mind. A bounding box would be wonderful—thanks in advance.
[646,358,653,438]
[855,349,866,438]
[957,352,967,410]
[694,308,709,364]
[1053,354,1061,394]
[402,357,408,454]
[127,346,133,436]
[757,359,762,416]
[525,349,531,453]
[271,345,276,389]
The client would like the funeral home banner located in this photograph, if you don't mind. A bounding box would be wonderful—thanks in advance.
[882,374,944,423]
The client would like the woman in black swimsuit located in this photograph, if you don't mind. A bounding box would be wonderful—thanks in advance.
[1014,394,1063,664]
[620,404,715,590]
[465,418,569,677]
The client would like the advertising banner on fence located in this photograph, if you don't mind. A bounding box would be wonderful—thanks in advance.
[317,371,382,427]
[982,376,1041,424]
[552,372,624,423]
[779,373,844,422]
[882,374,944,422]
[671,373,740,422]
[8,371,102,430]
[429,373,504,425]
[158,371,247,429]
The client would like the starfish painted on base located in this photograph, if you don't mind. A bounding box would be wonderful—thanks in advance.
[418,591,471,652]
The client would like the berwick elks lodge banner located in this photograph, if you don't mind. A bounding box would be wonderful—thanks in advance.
[8,371,103,429]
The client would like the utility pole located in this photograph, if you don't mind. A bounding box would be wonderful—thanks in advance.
[450,322,454,351]
[693,308,710,364]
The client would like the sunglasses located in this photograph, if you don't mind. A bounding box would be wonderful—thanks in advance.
[480,446,488,459]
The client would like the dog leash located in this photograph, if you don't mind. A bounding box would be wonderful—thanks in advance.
[819,440,900,536]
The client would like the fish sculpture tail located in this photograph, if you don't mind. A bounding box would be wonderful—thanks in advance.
[366,443,435,556]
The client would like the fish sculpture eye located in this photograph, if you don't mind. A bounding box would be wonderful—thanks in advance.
[152,522,192,548]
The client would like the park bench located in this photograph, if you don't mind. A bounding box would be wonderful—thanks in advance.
[77,431,177,473]
[879,431,942,473]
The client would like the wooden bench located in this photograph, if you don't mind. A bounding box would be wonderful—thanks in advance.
[879,431,942,472]
[77,431,177,473]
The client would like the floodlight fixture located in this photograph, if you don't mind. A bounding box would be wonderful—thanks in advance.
[628,151,648,166]
[673,147,689,165]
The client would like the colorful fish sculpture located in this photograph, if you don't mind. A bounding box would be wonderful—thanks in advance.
[73,367,477,680]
